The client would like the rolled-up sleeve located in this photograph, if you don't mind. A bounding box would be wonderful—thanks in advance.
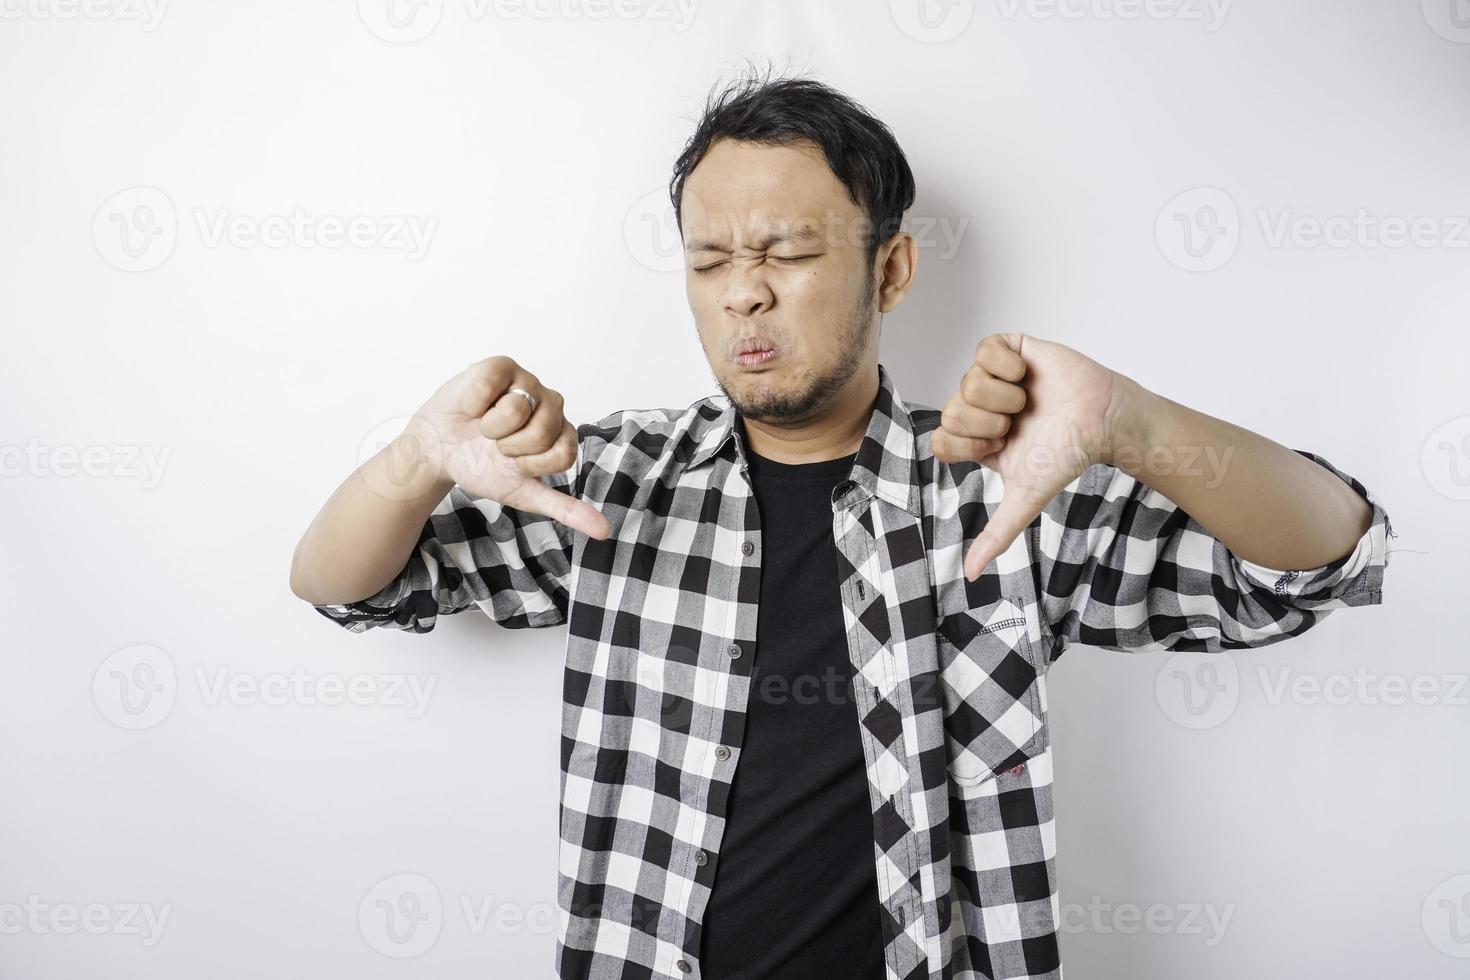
[310,443,586,635]
[1034,449,1393,655]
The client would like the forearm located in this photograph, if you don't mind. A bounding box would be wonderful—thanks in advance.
[1104,376,1372,571]
[290,430,456,605]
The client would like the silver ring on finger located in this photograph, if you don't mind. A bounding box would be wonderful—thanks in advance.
[505,386,538,416]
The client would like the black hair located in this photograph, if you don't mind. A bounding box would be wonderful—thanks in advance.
[669,65,917,270]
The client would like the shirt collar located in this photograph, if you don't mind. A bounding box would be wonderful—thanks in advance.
[685,362,923,516]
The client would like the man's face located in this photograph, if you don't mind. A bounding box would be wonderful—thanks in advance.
[680,138,879,424]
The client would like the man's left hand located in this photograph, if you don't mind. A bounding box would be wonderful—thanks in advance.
[931,332,1140,581]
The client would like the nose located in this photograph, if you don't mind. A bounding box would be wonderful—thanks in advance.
[722,261,774,319]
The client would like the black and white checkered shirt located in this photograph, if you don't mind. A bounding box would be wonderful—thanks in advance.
[312,363,1392,980]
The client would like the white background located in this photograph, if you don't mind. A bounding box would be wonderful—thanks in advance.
[2,1,1467,977]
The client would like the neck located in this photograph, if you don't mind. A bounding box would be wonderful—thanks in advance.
[737,364,878,465]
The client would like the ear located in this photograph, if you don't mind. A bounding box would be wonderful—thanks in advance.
[876,231,918,313]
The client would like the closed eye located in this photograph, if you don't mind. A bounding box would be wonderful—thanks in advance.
[691,255,818,273]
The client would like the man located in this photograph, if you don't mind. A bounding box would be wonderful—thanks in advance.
[291,74,1392,980]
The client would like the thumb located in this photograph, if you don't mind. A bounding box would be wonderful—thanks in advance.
[963,488,1046,581]
[512,478,614,541]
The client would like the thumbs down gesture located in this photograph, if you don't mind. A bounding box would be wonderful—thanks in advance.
[931,333,1139,582]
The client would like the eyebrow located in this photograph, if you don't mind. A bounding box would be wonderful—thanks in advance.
[684,228,825,254]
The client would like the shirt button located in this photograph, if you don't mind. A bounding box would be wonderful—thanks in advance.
[740,540,754,556]
[695,849,708,866]
[714,745,730,761]
[676,959,692,974]
[726,643,742,660]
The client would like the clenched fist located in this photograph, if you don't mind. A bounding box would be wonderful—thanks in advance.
[403,356,612,540]
[931,333,1134,581]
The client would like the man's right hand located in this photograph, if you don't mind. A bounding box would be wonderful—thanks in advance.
[404,356,613,541]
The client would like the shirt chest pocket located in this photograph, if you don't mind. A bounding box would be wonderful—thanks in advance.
[934,595,1048,788]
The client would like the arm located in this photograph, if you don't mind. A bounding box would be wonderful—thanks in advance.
[303,444,586,634]
[289,430,457,607]
[932,333,1393,653]
[1103,376,1373,570]
[290,356,610,634]
[1031,452,1390,654]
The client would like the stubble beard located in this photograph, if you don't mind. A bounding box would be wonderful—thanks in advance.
[711,271,878,425]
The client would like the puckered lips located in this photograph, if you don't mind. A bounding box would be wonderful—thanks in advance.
[733,337,779,369]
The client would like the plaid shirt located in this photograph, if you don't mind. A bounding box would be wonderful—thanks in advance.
[312,363,1392,980]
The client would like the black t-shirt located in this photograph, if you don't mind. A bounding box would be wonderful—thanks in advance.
[697,431,885,980]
